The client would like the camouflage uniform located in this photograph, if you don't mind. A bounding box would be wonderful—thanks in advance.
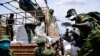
[0,35,14,56]
[49,9,56,24]
[75,13,100,56]
[19,0,45,22]
[24,23,41,43]
[34,35,55,56]
[43,47,55,56]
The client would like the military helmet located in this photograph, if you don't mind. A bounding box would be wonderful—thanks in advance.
[66,9,76,18]
[0,35,10,41]
[36,35,46,46]
[49,9,54,15]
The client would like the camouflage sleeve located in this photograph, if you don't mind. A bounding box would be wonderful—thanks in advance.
[34,47,40,56]
[43,47,56,56]
[9,51,14,56]
[78,41,93,56]
[81,15,92,22]
[76,14,92,23]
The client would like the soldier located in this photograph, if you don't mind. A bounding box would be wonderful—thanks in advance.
[19,0,45,22]
[62,9,100,56]
[24,22,41,43]
[6,13,14,41]
[0,35,14,56]
[49,9,56,24]
[34,35,55,56]
[47,9,57,36]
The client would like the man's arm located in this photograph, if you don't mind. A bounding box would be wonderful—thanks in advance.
[72,21,90,28]
[62,21,90,28]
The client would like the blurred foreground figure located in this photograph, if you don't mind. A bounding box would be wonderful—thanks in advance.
[0,35,14,56]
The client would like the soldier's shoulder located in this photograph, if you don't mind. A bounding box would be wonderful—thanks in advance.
[34,47,38,52]
[9,50,14,56]
[43,47,56,56]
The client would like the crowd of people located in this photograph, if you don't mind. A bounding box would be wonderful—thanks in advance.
[0,7,100,56]
[0,0,100,56]
[34,8,100,56]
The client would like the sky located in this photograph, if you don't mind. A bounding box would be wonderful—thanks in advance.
[0,0,100,34]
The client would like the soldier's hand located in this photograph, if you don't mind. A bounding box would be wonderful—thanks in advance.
[62,22,72,27]
[37,23,41,26]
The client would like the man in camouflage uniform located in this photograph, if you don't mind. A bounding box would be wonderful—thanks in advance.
[24,22,41,43]
[75,13,100,56]
[47,9,57,36]
[49,9,56,24]
[34,35,55,56]
[19,0,45,22]
[0,35,14,56]
[62,9,100,56]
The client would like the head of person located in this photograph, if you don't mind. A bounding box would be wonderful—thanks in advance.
[36,35,46,46]
[49,9,54,15]
[9,13,14,18]
[0,35,10,51]
[65,9,77,21]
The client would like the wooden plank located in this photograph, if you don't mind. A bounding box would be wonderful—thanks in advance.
[10,44,37,56]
